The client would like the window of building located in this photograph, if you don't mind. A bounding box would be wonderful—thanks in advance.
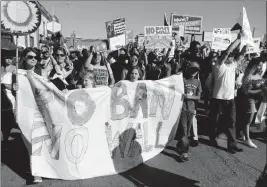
[30,36,34,47]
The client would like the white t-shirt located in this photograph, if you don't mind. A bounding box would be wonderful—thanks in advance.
[212,62,237,100]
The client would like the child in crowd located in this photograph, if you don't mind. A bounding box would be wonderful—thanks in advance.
[176,61,202,161]
[81,70,96,88]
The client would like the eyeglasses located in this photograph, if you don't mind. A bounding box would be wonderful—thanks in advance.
[42,51,49,55]
[56,54,65,57]
[27,55,37,60]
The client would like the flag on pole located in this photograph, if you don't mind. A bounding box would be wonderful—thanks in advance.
[231,7,255,51]
[169,13,174,26]
[231,12,242,31]
[164,13,169,26]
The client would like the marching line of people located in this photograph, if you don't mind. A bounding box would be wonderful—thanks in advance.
[1,29,267,184]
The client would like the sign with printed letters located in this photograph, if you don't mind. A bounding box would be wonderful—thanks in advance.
[144,26,173,49]
[106,18,126,38]
[211,28,232,50]
[171,14,203,34]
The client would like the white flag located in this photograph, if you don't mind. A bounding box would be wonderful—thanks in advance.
[240,7,255,51]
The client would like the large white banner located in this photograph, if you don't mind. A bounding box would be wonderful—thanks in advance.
[17,70,184,180]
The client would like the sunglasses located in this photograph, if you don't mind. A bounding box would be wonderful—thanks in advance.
[27,55,37,60]
[42,51,49,54]
[56,54,65,57]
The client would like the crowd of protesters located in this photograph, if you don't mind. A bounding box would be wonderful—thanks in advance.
[2,29,267,184]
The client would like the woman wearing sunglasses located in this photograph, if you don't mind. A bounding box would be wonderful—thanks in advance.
[39,45,61,79]
[19,47,42,74]
[83,46,115,87]
[17,47,44,183]
[50,47,74,90]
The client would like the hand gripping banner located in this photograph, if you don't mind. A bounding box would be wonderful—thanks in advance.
[17,70,184,180]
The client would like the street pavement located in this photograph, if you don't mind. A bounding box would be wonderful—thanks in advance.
[1,103,267,187]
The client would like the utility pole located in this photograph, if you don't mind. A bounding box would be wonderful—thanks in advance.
[252,27,255,38]
[72,31,76,48]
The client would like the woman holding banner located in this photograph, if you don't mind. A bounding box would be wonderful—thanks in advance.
[17,47,43,183]
[237,57,265,148]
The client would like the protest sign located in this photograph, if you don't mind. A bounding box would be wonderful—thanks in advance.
[247,37,261,54]
[211,28,232,51]
[109,34,126,51]
[137,34,145,47]
[74,40,108,52]
[144,26,172,36]
[106,18,126,38]
[171,14,203,34]
[17,70,184,180]
[203,31,238,43]
[203,31,213,42]
[144,26,173,50]
[172,25,185,43]
[126,29,134,44]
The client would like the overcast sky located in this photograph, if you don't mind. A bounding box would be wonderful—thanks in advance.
[41,1,266,40]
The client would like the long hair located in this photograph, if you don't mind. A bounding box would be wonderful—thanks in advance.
[92,52,106,66]
[53,46,67,57]
[242,57,263,84]
[19,47,40,70]
[129,66,143,81]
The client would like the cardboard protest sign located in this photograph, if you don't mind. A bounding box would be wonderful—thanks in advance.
[144,26,172,50]
[17,70,184,180]
[211,28,232,51]
[247,37,261,54]
[171,14,203,34]
[106,18,126,38]
[109,34,126,51]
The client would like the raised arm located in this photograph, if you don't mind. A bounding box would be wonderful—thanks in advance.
[84,46,94,68]
[235,44,248,65]
[217,30,244,65]
[121,68,128,80]
[105,63,115,86]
